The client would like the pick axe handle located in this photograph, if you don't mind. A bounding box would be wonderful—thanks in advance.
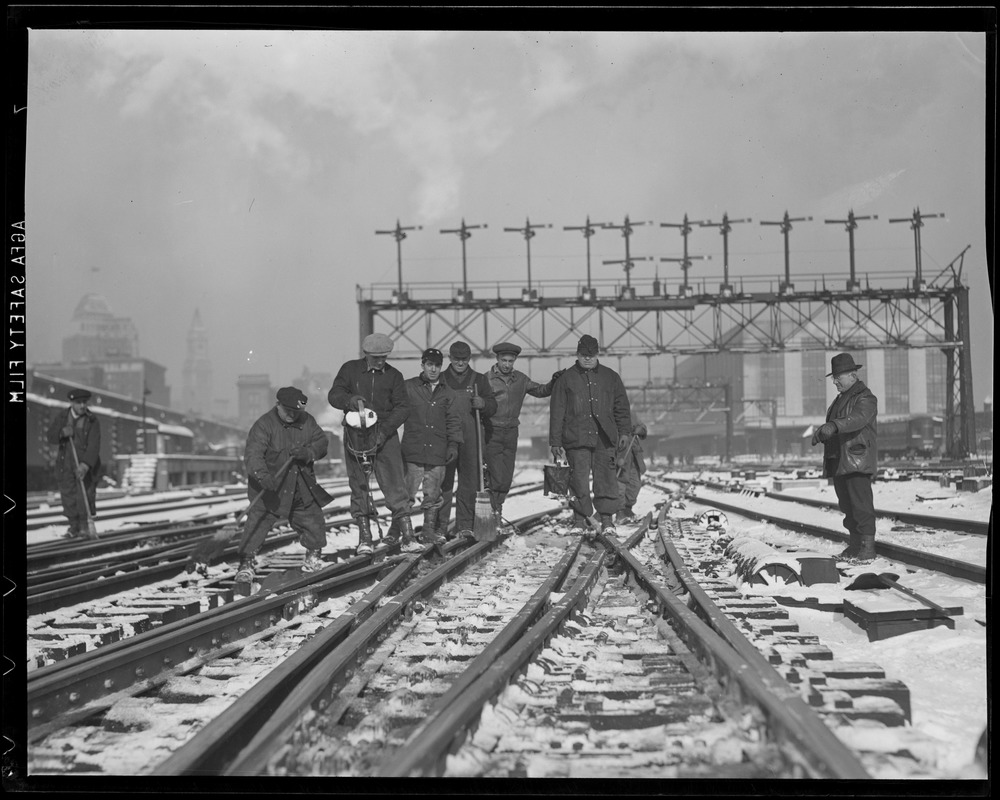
[879,576,952,614]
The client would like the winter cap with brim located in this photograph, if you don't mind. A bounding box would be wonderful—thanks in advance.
[449,341,472,359]
[827,353,863,376]
[362,333,394,355]
[276,386,308,409]
[68,389,92,401]
[492,341,522,356]
[577,335,600,356]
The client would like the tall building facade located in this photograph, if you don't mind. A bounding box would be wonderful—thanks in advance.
[181,309,214,417]
[237,374,274,431]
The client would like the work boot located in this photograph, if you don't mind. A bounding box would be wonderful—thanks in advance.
[420,508,445,545]
[852,534,876,563]
[617,507,636,524]
[600,514,616,535]
[235,552,257,584]
[838,530,861,560]
[356,517,374,556]
[400,514,422,552]
[302,549,325,572]
[384,516,401,546]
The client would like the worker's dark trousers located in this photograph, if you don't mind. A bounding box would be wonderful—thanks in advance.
[57,467,96,530]
[617,458,642,511]
[566,437,620,520]
[238,491,327,555]
[343,433,411,521]
[440,435,481,533]
[484,425,519,512]
[832,472,876,542]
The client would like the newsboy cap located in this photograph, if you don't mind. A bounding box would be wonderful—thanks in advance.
[577,335,600,356]
[422,348,444,365]
[276,386,308,408]
[827,353,863,377]
[492,341,522,357]
[361,332,394,356]
[449,341,472,359]
[67,388,92,402]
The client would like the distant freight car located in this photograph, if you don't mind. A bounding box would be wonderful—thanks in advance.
[879,414,944,459]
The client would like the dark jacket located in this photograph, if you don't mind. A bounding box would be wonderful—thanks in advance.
[485,366,553,432]
[46,407,101,475]
[328,358,409,437]
[822,379,878,477]
[442,365,497,440]
[550,361,631,449]
[401,375,463,466]
[245,407,334,516]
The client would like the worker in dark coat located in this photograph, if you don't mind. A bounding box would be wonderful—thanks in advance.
[616,414,648,524]
[550,335,632,536]
[235,387,334,582]
[484,341,560,528]
[440,340,497,538]
[45,388,102,538]
[811,353,879,562]
[401,348,463,546]
[328,332,413,550]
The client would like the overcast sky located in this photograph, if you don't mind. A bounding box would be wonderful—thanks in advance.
[23,27,992,412]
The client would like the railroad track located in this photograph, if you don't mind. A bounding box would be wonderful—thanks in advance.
[23,479,984,779]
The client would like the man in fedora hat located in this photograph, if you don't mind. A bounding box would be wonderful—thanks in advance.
[811,353,879,562]
[329,332,414,552]
[235,386,335,583]
[46,388,102,538]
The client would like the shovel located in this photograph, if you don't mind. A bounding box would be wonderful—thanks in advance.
[845,571,956,619]
[186,456,294,571]
[68,439,99,540]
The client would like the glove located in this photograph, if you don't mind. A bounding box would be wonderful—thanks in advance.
[290,445,311,463]
[633,423,647,439]
[617,435,631,452]
[816,423,837,443]
[445,445,458,464]
[75,463,89,479]
[551,446,566,463]
[348,395,366,412]
[61,424,74,438]
[470,396,485,410]
[257,472,280,492]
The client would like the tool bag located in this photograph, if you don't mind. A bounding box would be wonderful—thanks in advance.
[543,461,571,496]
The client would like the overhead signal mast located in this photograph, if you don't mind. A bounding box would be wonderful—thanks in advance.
[376,219,423,303]
[760,210,813,295]
[889,207,945,291]
[440,218,487,302]
[602,214,652,299]
[699,213,751,297]
[564,215,612,301]
[824,209,877,292]
[661,213,712,299]
[504,217,552,301]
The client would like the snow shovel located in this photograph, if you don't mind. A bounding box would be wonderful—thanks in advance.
[185,456,294,571]
[68,439,99,540]
[845,571,956,620]
[472,385,497,543]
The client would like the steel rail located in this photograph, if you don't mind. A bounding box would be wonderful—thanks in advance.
[655,482,987,584]
[608,519,873,780]
[764,489,989,536]
[26,554,397,734]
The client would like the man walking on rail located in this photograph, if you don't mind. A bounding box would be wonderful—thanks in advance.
[401,348,463,546]
[484,341,562,530]
[549,335,632,537]
[46,388,102,538]
[811,352,879,563]
[235,387,334,583]
[328,332,414,551]
[439,341,497,538]
[616,414,648,524]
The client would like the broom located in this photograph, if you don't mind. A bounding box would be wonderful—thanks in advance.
[68,439,99,540]
[472,385,497,542]
[185,456,294,571]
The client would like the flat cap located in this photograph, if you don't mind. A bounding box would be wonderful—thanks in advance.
[276,386,308,408]
[361,332,394,355]
[422,348,444,365]
[577,334,600,356]
[492,341,522,357]
[449,341,472,359]
[68,388,92,401]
